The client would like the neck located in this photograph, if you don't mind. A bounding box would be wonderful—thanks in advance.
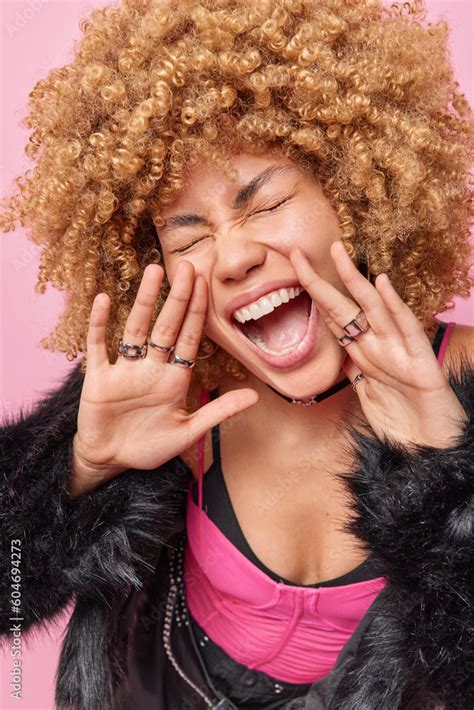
[266,373,351,405]
[218,366,362,445]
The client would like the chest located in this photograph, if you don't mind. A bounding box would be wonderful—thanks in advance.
[180,426,368,586]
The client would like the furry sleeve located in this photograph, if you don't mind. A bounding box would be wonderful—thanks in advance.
[331,356,474,710]
[0,362,189,640]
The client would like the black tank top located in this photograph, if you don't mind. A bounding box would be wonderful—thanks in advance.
[190,320,449,588]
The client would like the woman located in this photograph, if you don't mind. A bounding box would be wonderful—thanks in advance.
[0,0,473,708]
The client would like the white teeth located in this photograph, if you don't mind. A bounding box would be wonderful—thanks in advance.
[232,286,304,323]
[258,296,274,316]
[249,303,261,319]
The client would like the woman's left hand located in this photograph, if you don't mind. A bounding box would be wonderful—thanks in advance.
[290,240,468,449]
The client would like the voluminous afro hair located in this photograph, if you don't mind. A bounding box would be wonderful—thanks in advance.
[1,0,473,389]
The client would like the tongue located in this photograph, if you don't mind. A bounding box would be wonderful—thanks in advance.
[240,292,311,353]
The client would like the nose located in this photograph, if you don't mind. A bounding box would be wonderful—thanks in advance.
[213,231,267,283]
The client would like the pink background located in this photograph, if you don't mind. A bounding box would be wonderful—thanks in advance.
[1,1,472,707]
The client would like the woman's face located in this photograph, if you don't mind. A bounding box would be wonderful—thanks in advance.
[155,151,352,400]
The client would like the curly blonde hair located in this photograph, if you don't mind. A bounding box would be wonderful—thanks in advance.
[1,0,473,390]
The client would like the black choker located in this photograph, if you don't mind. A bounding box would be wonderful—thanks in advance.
[266,375,352,406]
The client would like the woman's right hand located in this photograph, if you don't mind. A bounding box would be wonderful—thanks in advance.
[69,261,259,497]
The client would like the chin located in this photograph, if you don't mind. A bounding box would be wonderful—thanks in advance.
[214,324,343,402]
[263,353,344,401]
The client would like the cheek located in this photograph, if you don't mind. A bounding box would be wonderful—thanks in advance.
[268,208,336,258]
[264,213,310,253]
[162,256,206,287]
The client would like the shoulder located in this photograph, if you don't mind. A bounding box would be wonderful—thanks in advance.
[435,319,474,376]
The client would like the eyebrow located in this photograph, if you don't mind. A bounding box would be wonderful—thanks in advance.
[160,164,297,234]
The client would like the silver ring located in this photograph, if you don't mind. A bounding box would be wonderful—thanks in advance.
[351,372,364,391]
[148,338,175,353]
[168,352,195,369]
[343,309,370,338]
[339,334,354,347]
[118,339,148,359]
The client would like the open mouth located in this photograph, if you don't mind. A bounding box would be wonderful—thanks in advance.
[233,290,313,355]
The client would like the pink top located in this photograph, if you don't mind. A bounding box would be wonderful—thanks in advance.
[184,321,455,684]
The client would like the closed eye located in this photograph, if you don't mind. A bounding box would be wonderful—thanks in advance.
[253,197,290,215]
[171,197,291,254]
[171,236,213,254]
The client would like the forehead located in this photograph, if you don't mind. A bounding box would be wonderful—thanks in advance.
[162,152,302,211]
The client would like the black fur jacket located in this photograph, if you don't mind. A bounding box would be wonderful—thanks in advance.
[0,359,473,710]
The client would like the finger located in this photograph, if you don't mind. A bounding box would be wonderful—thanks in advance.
[148,261,195,360]
[321,308,375,375]
[290,245,393,339]
[339,352,367,398]
[169,275,208,365]
[290,247,369,336]
[329,241,398,337]
[188,388,259,443]
[341,352,364,383]
[86,293,111,372]
[121,263,165,356]
[375,273,425,344]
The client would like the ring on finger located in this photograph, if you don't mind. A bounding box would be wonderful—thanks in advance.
[342,309,370,338]
[148,338,175,353]
[168,352,195,369]
[338,334,354,347]
[351,372,364,391]
[118,340,148,359]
